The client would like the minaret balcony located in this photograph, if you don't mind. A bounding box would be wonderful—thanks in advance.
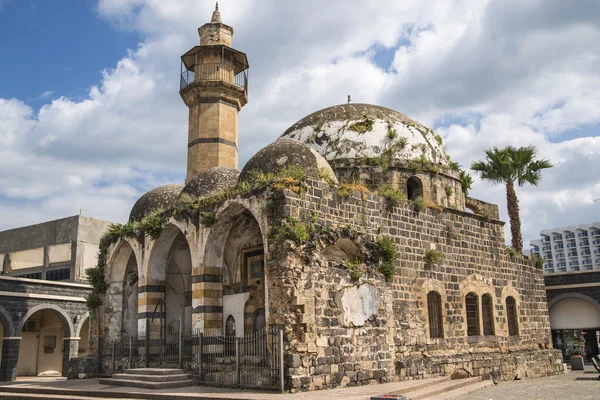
[180,62,248,93]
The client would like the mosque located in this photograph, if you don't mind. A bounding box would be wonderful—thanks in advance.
[96,4,565,391]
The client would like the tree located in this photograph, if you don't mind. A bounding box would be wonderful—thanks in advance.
[471,146,552,253]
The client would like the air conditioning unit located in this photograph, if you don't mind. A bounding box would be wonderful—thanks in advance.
[23,320,40,332]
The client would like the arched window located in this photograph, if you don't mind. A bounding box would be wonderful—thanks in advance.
[252,308,265,332]
[481,294,495,336]
[427,291,444,338]
[225,315,236,337]
[465,292,480,336]
[407,176,423,201]
[506,296,519,336]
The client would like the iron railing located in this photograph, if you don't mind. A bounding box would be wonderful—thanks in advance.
[98,323,283,392]
[180,62,248,93]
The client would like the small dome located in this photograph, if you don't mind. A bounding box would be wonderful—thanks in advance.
[129,184,183,222]
[280,103,449,166]
[239,138,337,184]
[181,166,239,198]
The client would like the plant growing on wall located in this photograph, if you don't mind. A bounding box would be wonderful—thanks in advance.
[375,236,398,282]
[272,217,314,245]
[424,248,445,267]
[348,115,374,133]
[378,185,406,210]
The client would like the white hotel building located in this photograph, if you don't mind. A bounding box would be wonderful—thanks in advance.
[530,223,600,274]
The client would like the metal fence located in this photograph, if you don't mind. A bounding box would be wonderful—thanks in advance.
[98,322,283,392]
[180,62,248,92]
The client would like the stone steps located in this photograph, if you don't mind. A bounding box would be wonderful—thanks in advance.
[424,380,493,400]
[390,377,488,400]
[99,368,195,390]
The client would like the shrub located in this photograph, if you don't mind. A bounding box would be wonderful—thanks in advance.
[138,212,165,239]
[412,196,427,212]
[378,185,406,210]
[337,182,371,198]
[445,186,453,197]
[317,166,337,186]
[459,169,473,195]
[348,266,362,282]
[531,254,544,269]
[376,236,398,282]
[424,249,445,267]
[348,115,374,133]
[273,217,313,245]
[506,247,523,258]
[199,212,216,227]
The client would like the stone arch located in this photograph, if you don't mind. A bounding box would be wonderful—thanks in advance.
[0,304,15,337]
[548,293,600,330]
[407,176,423,201]
[17,304,73,338]
[459,274,497,337]
[419,279,446,340]
[75,315,91,356]
[74,314,90,338]
[105,239,140,339]
[203,200,267,335]
[501,285,522,336]
[147,222,191,283]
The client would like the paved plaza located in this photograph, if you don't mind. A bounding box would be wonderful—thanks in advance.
[457,365,599,400]
[1,365,599,400]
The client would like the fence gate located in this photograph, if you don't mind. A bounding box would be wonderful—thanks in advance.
[99,324,284,392]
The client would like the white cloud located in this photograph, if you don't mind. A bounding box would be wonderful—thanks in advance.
[1,0,599,247]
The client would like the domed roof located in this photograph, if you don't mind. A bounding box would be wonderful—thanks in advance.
[280,103,448,166]
[239,138,337,184]
[181,166,239,199]
[129,184,183,222]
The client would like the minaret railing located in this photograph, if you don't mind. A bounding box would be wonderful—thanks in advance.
[180,62,248,92]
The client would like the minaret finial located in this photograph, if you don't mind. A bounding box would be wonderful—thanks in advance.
[211,2,222,23]
[347,95,352,104]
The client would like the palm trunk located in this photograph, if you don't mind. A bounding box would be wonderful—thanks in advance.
[505,180,522,253]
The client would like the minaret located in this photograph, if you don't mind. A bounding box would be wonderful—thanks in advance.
[179,3,249,182]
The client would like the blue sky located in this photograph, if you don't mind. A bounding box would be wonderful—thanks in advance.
[0,0,599,244]
[0,0,139,106]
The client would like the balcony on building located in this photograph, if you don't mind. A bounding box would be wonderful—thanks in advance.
[578,231,589,237]
[565,232,575,239]
[179,45,249,96]
[555,244,564,250]
[566,243,576,248]
[591,229,600,237]
[593,239,600,245]
[541,236,550,243]
[555,252,565,259]
[568,252,578,257]
[580,240,589,247]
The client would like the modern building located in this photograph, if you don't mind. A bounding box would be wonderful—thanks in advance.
[530,223,600,360]
[530,223,600,274]
[0,215,112,380]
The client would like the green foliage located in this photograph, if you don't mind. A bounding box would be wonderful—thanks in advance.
[273,217,314,245]
[386,121,398,140]
[531,254,544,269]
[445,185,453,197]
[348,265,362,282]
[313,122,324,132]
[378,136,408,173]
[471,145,553,187]
[424,248,445,267]
[348,115,374,133]
[317,166,336,186]
[412,196,427,212]
[378,184,406,210]
[459,169,473,195]
[306,133,317,144]
[375,236,398,282]
[337,182,370,198]
[434,134,443,146]
[506,247,523,258]
[138,212,165,239]
[448,161,461,172]
[85,265,108,295]
[85,293,103,310]
[199,212,216,227]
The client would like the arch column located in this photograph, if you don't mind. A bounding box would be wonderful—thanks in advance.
[137,280,166,334]
[62,337,80,377]
[192,266,223,331]
[0,337,20,382]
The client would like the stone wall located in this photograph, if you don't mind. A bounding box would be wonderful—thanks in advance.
[266,178,564,391]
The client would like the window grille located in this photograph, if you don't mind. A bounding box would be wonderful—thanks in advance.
[506,296,519,336]
[427,291,444,338]
[465,292,479,336]
[481,294,495,335]
[46,268,71,281]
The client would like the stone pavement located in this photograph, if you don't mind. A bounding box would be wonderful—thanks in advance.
[455,365,599,400]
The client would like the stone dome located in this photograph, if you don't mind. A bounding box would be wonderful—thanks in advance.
[239,138,337,184]
[280,103,449,166]
[181,166,240,199]
[129,184,183,222]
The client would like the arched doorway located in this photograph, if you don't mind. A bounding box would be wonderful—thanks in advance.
[122,254,139,337]
[165,232,193,332]
[205,204,266,336]
[407,176,423,201]
[16,307,73,377]
[549,295,600,359]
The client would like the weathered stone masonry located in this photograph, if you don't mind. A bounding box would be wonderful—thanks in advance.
[265,178,564,391]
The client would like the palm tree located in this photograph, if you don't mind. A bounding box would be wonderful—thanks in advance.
[471,146,553,253]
